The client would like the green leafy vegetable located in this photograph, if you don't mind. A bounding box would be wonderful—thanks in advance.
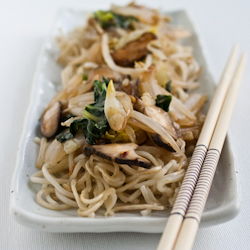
[56,132,73,142]
[155,95,172,112]
[165,80,172,92]
[56,80,110,144]
[102,76,110,86]
[104,129,131,143]
[82,74,88,80]
[94,10,138,29]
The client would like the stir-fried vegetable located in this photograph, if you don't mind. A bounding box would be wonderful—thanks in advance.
[104,80,133,132]
[82,74,88,80]
[155,95,172,112]
[56,79,109,144]
[104,129,131,143]
[94,10,138,29]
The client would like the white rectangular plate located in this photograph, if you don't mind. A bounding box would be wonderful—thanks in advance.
[10,9,240,233]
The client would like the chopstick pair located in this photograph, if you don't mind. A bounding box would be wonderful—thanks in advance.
[157,45,246,250]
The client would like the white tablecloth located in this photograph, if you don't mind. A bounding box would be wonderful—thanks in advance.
[1,0,250,249]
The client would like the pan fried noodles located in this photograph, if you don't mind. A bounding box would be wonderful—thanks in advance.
[31,3,207,217]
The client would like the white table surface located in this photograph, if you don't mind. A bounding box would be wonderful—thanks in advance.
[1,0,250,249]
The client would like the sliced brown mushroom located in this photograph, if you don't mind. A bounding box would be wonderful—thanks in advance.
[132,97,179,152]
[41,101,62,138]
[121,78,140,97]
[87,66,122,84]
[143,105,179,152]
[144,106,178,139]
[84,143,152,168]
[151,134,175,152]
[111,32,157,67]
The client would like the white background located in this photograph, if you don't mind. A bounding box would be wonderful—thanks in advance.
[1,0,250,249]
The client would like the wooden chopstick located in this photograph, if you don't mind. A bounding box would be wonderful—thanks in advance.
[157,45,239,250]
[173,53,246,250]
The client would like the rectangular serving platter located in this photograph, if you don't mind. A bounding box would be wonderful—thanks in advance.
[10,9,240,233]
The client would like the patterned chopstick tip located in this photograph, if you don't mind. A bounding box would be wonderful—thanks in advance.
[185,149,220,222]
[171,145,207,217]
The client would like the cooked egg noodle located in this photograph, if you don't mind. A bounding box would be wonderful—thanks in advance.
[31,142,187,216]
